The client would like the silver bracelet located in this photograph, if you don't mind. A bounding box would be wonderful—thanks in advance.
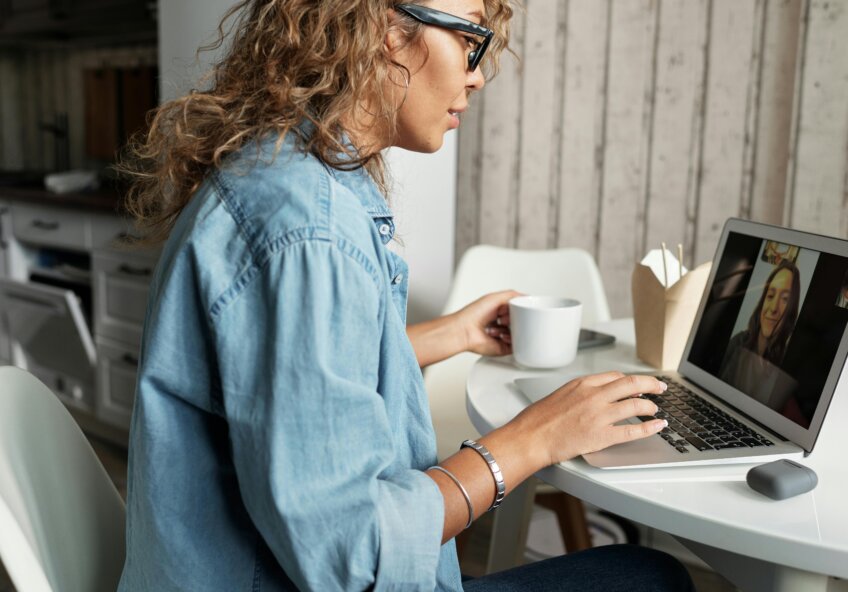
[461,439,506,511]
[428,465,474,529]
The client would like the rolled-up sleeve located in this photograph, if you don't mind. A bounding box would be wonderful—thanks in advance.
[212,237,444,591]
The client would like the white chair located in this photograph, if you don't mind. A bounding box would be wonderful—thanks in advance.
[424,245,611,571]
[0,366,125,592]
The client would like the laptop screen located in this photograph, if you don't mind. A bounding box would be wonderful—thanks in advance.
[687,230,848,430]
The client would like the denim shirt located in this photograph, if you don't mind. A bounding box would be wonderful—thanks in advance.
[118,136,463,591]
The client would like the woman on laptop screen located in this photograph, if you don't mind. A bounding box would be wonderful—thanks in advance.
[115,1,693,590]
[720,260,801,411]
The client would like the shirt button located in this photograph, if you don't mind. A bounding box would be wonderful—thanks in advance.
[379,224,391,236]
[392,274,404,285]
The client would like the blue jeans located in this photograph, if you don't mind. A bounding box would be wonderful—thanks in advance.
[462,545,695,591]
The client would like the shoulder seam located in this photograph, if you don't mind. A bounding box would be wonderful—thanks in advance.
[321,168,334,236]
[212,159,337,264]
[208,235,384,321]
[211,171,264,263]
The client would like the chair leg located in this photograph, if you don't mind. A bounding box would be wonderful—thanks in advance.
[485,477,536,574]
[535,491,593,553]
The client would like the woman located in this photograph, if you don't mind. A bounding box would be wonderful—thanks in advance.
[720,260,801,408]
[118,1,692,590]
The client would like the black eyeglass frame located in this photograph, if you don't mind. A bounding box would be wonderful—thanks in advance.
[395,3,493,72]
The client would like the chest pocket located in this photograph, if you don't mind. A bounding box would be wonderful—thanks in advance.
[385,249,409,325]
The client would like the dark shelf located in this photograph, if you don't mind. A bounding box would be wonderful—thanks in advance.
[0,184,123,213]
[0,0,156,44]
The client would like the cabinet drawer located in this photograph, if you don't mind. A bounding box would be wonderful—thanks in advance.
[0,277,97,412]
[0,295,9,360]
[0,333,10,363]
[93,249,155,345]
[96,337,139,429]
[13,205,91,251]
[90,213,135,249]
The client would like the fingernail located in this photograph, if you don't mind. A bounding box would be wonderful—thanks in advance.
[659,419,668,429]
[485,327,494,335]
[659,381,668,392]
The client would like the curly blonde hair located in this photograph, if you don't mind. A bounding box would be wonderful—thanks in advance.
[120,0,514,244]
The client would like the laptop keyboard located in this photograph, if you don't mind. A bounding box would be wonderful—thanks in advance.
[638,376,775,454]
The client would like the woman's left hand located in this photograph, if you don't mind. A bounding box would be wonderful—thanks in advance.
[455,290,522,356]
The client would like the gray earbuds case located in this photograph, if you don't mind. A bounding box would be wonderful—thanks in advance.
[746,459,818,500]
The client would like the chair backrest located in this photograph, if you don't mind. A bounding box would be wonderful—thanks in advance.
[424,245,611,460]
[0,366,125,592]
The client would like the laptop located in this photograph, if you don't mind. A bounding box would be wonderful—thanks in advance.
[516,218,848,469]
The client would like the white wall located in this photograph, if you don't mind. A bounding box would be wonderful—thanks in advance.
[158,0,234,101]
[386,141,456,324]
[158,0,456,323]
[457,0,848,318]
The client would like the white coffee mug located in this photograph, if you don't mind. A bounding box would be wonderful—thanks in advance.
[509,296,583,369]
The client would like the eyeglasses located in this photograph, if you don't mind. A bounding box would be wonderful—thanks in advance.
[395,3,493,72]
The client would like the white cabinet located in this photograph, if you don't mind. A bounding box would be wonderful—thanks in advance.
[0,277,97,411]
[12,204,92,251]
[0,200,157,441]
[12,204,126,253]
[92,246,156,430]
[0,201,99,413]
[93,248,153,347]
[95,336,140,429]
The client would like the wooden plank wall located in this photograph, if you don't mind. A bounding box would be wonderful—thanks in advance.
[457,0,848,317]
[0,44,156,172]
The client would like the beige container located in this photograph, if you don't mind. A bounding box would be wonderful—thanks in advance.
[632,261,713,370]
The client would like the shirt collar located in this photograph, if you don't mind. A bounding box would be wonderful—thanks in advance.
[295,121,395,219]
[329,165,393,220]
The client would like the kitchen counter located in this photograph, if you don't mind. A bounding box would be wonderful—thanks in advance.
[0,185,124,213]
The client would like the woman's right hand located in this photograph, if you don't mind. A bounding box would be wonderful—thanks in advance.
[510,371,668,468]
[438,371,667,541]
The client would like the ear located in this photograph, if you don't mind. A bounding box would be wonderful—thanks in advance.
[384,11,406,55]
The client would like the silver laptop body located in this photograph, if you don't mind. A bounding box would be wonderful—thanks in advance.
[517,219,848,469]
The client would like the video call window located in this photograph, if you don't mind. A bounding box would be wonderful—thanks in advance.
[837,270,848,309]
[687,232,848,429]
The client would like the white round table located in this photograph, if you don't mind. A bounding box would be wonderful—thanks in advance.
[466,319,848,592]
